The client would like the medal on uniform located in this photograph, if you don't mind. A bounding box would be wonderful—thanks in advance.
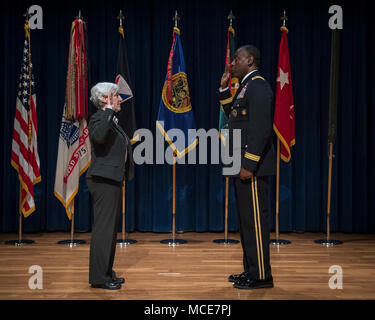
[237,83,248,99]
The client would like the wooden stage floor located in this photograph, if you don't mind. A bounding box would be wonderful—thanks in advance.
[0,232,374,300]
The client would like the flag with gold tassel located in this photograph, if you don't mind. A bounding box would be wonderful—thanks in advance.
[54,16,91,219]
[273,25,295,162]
[219,24,239,145]
[11,19,41,217]
[156,25,197,158]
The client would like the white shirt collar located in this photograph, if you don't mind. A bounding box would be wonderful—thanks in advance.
[241,69,258,84]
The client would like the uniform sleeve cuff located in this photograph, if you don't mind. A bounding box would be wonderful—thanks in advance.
[242,152,261,172]
[244,152,260,162]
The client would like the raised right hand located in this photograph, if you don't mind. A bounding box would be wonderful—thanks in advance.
[220,64,231,89]
[107,91,114,108]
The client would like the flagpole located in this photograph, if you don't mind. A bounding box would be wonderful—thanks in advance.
[271,138,291,245]
[5,185,35,246]
[314,28,342,247]
[270,10,292,246]
[314,143,342,246]
[70,202,75,245]
[160,12,186,246]
[19,205,22,244]
[116,10,137,247]
[160,149,187,246]
[123,181,125,241]
[57,199,86,246]
[224,177,229,242]
[19,184,23,244]
[276,138,280,241]
[117,180,137,247]
[172,155,176,243]
[213,176,239,244]
[327,142,333,242]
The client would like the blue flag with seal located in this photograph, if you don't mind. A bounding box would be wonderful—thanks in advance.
[156,27,197,158]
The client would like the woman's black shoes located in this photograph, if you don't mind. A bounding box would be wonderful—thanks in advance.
[91,281,121,290]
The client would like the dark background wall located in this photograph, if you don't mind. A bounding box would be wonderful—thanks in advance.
[1,0,374,233]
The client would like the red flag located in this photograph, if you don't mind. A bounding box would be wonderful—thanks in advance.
[273,26,295,162]
[10,21,41,217]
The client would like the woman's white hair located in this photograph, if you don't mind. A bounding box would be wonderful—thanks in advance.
[90,82,119,108]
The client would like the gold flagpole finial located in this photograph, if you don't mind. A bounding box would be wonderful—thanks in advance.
[281,10,288,27]
[117,9,125,27]
[23,9,31,39]
[227,10,235,26]
[117,10,125,38]
[172,10,180,28]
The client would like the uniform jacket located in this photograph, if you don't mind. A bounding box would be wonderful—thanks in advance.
[218,70,276,177]
[86,108,134,182]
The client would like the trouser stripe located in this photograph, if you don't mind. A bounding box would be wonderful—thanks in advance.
[251,177,262,280]
[254,177,265,280]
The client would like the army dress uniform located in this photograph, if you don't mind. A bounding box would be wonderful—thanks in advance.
[218,70,275,282]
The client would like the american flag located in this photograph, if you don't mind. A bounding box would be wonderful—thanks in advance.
[10,22,41,217]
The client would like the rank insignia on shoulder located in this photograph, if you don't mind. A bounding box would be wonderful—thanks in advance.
[251,76,265,81]
[237,83,248,99]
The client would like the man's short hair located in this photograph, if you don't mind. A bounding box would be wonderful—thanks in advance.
[240,45,261,68]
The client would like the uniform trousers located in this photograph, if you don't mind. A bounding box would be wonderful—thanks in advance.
[233,175,272,280]
[86,176,122,285]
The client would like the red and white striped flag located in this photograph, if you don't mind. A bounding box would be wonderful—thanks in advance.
[10,21,41,217]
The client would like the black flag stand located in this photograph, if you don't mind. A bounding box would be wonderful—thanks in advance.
[314,29,343,247]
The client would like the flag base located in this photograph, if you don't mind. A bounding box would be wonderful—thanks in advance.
[4,239,34,246]
[160,239,187,246]
[57,240,86,247]
[314,239,343,247]
[117,239,137,247]
[213,239,239,244]
[270,239,292,245]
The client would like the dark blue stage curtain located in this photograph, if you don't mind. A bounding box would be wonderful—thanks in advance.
[1,0,374,233]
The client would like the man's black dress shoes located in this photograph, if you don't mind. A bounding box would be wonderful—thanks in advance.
[113,277,125,284]
[91,281,121,290]
[233,276,274,290]
[228,272,249,283]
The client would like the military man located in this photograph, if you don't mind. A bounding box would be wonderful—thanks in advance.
[218,45,275,289]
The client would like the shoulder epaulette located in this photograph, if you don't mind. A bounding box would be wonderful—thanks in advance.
[252,76,265,81]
